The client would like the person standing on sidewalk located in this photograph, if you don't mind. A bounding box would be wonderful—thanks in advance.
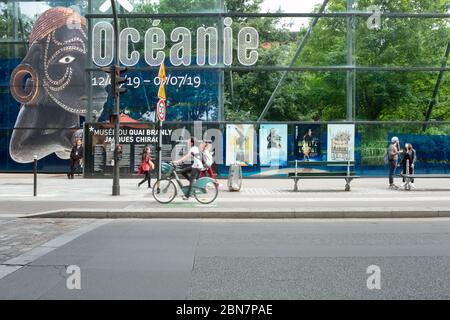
[400,143,416,189]
[67,138,83,179]
[387,136,400,189]
[138,146,154,188]
[199,141,219,187]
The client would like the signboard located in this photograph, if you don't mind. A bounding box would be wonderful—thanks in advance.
[156,99,166,121]
[226,124,255,166]
[327,124,355,161]
[295,124,321,161]
[84,123,174,177]
[259,124,288,166]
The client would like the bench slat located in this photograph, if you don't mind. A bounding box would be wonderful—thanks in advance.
[289,172,356,177]
[290,176,360,179]
[288,161,355,166]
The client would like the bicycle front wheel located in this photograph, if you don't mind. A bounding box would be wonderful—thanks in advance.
[194,180,218,204]
[152,178,177,204]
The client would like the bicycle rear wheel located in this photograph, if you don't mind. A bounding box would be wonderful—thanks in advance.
[152,178,177,204]
[193,180,218,204]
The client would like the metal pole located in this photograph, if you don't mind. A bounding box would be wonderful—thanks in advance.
[111,0,121,196]
[33,155,37,197]
[86,0,94,122]
[218,0,225,121]
[257,0,330,122]
[229,70,235,110]
[346,0,354,121]
[157,120,162,182]
[423,40,450,130]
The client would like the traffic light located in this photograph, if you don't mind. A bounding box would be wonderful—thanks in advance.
[100,65,128,97]
[114,66,128,97]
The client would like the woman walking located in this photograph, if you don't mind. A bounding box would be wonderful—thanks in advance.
[67,138,83,179]
[199,141,219,187]
[138,146,154,188]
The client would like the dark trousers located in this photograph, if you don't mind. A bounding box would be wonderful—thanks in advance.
[402,164,414,183]
[139,171,151,188]
[68,159,80,178]
[180,165,201,197]
[389,160,396,185]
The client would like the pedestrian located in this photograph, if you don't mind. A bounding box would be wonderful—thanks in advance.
[138,146,154,188]
[386,136,400,189]
[400,143,416,188]
[67,138,83,179]
[199,141,218,186]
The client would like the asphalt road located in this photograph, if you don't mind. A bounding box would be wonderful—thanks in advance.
[1,218,450,299]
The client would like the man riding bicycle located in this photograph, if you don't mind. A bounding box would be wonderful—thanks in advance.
[172,137,204,200]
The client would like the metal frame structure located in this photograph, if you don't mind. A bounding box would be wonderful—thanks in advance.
[2,0,450,127]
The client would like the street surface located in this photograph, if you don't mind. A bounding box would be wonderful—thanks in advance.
[1,174,450,299]
[1,218,450,299]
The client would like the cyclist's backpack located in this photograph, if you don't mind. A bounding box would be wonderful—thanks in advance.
[201,150,213,168]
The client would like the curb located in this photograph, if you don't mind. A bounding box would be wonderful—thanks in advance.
[23,208,450,219]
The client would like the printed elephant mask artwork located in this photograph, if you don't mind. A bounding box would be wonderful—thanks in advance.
[9,7,108,163]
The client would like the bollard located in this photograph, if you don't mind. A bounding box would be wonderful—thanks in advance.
[33,155,37,196]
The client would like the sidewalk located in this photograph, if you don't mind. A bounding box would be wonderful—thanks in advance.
[1,174,450,218]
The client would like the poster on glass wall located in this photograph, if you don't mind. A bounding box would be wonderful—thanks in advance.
[259,124,287,166]
[327,124,355,161]
[226,124,255,166]
[295,125,321,161]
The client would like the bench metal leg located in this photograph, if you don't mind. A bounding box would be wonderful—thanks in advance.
[344,178,353,191]
[294,178,299,192]
[405,177,411,191]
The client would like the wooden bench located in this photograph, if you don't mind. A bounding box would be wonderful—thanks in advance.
[399,173,450,191]
[288,160,359,191]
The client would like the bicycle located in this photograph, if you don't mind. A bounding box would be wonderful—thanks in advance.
[152,162,219,204]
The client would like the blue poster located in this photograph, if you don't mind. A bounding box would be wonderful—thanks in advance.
[295,124,321,161]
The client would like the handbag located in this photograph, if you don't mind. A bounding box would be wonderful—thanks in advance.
[148,160,155,171]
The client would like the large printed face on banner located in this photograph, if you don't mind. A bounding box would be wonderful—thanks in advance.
[259,124,287,166]
[9,7,108,163]
[226,124,254,166]
[327,124,355,161]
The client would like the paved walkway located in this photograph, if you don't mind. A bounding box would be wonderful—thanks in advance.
[0,174,449,218]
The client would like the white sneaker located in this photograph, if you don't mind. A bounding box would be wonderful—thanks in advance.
[410,183,415,189]
[400,182,405,187]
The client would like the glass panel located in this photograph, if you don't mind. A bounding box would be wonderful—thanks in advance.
[355,71,450,121]
[355,17,450,67]
[226,71,347,121]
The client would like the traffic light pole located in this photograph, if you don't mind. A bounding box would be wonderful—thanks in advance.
[111,0,120,196]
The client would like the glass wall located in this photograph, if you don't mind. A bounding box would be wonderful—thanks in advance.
[1,0,449,174]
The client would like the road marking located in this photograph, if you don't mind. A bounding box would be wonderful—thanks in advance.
[0,220,111,281]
